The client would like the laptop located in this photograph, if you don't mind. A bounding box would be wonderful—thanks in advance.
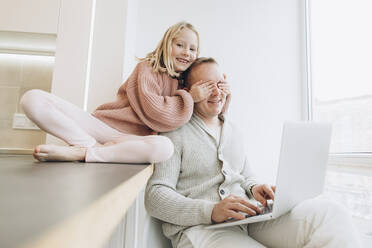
[206,121,332,229]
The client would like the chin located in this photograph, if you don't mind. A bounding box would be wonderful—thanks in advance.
[176,66,187,73]
[211,109,222,116]
[174,63,190,72]
[216,108,224,116]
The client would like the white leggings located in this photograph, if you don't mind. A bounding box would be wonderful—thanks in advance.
[178,197,362,248]
[20,89,174,163]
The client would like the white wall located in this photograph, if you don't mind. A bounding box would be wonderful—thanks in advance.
[136,0,306,183]
[51,0,138,113]
[86,0,138,112]
[0,0,60,34]
[51,0,94,109]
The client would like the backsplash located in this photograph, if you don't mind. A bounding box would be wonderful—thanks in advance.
[0,53,54,149]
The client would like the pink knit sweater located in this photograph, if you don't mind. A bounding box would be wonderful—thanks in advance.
[92,61,194,136]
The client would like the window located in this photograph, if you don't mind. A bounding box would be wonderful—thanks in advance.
[307,0,372,222]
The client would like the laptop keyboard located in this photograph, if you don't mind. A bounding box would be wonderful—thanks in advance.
[226,201,274,222]
[246,200,274,217]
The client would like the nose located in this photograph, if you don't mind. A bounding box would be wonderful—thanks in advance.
[182,47,190,57]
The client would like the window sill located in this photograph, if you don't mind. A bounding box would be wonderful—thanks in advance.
[324,159,372,221]
[328,153,372,176]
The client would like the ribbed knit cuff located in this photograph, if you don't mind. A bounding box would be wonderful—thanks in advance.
[243,181,259,199]
[246,183,258,199]
[201,201,216,224]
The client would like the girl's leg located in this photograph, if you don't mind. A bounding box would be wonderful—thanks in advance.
[20,89,126,147]
[85,135,174,163]
[21,89,174,163]
[34,135,174,164]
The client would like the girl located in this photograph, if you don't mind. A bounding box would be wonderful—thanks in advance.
[20,21,230,163]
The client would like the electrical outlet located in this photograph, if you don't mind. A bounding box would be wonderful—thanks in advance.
[12,113,40,130]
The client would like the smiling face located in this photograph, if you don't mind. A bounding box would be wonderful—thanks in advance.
[188,63,227,120]
[171,28,198,73]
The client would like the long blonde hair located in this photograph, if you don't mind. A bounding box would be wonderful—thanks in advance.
[140,22,200,78]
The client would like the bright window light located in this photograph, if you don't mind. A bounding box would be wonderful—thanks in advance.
[309,0,372,153]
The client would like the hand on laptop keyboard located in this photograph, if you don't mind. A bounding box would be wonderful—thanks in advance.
[259,200,274,215]
[225,200,274,222]
[212,195,262,223]
[251,184,276,207]
[245,200,274,217]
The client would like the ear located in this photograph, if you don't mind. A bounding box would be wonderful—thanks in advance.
[223,73,227,80]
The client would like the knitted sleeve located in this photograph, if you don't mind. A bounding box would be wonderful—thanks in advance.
[240,156,260,198]
[144,133,215,226]
[232,125,259,198]
[126,64,194,132]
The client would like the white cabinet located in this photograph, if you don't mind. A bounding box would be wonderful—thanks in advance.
[0,0,60,34]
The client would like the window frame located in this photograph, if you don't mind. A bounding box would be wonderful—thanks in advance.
[304,0,372,169]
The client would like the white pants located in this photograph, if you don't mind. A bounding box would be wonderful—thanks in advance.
[20,89,173,163]
[178,197,362,248]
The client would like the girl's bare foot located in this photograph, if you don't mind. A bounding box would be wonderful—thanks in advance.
[33,144,87,162]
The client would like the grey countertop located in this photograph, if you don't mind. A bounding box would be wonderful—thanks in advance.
[0,154,152,248]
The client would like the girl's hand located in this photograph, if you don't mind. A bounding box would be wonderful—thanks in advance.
[216,75,231,116]
[217,75,231,96]
[189,80,216,103]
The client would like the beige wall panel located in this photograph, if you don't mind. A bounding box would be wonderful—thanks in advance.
[0,55,22,84]
[22,56,54,89]
[0,126,45,149]
[0,86,20,119]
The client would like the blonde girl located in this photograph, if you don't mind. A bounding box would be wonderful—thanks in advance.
[20,21,230,163]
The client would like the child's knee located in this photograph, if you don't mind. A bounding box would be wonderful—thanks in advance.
[146,136,174,163]
[20,89,47,114]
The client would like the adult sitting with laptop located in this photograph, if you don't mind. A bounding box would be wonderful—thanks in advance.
[145,57,361,248]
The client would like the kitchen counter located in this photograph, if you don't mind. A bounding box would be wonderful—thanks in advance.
[0,154,153,248]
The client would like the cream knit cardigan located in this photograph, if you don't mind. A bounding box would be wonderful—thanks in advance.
[145,114,258,246]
